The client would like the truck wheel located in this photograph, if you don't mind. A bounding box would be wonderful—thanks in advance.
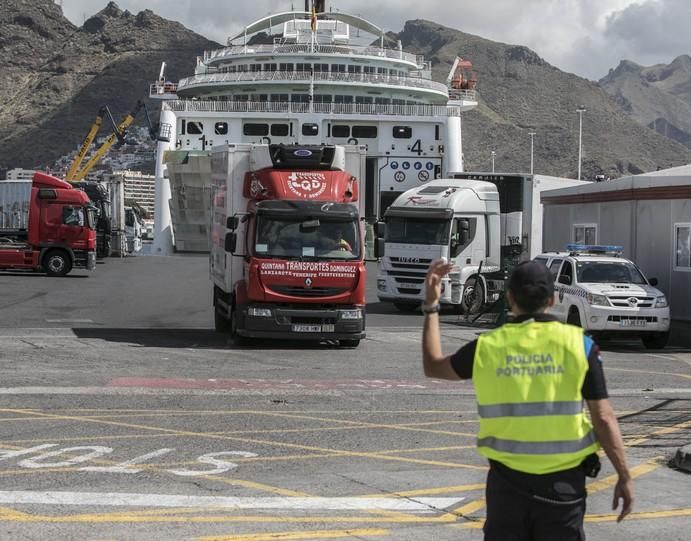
[567,308,582,327]
[393,302,418,313]
[230,305,249,346]
[214,306,231,333]
[461,276,485,314]
[642,332,669,349]
[339,339,361,348]
[43,250,72,277]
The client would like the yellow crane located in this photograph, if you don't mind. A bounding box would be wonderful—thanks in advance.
[66,100,156,182]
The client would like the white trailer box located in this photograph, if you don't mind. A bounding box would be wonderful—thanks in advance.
[450,172,588,265]
[0,181,31,231]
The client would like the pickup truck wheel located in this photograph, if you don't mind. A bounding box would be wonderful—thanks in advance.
[642,332,669,349]
[339,339,360,348]
[43,250,72,277]
[230,305,249,346]
[567,308,582,327]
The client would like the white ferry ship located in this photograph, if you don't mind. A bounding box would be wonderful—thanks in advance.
[149,0,478,253]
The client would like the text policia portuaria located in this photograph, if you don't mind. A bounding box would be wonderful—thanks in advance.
[496,353,565,377]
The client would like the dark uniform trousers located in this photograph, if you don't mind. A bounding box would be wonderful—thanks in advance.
[484,460,587,541]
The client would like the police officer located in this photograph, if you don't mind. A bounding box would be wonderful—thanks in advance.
[421,259,633,540]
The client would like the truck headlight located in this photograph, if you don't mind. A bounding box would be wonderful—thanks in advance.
[655,296,668,308]
[341,309,363,320]
[248,307,273,317]
[377,279,387,291]
[586,293,609,306]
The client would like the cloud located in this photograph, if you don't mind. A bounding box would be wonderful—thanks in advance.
[60,0,691,80]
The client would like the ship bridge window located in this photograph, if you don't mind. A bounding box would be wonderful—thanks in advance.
[237,64,249,72]
[313,63,329,72]
[271,124,290,137]
[377,67,387,75]
[375,98,391,105]
[296,63,312,72]
[186,121,203,135]
[352,126,378,139]
[332,125,350,138]
[234,95,249,102]
[214,122,229,135]
[348,65,361,74]
[334,95,353,104]
[265,63,277,72]
[302,123,319,136]
[393,126,412,139]
[243,123,269,136]
[331,64,346,73]
[270,93,289,102]
[363,66,375,74]
[355,96,373,104]
[279,63,294,71]
[228,65,237,73]
[292,94,310,103]
[392,99,405,105]
[250,64,262,72]
[313,95,332,103]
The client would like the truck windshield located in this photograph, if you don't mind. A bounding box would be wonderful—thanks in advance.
[255,216,360,260]
[576,261,647,284]
[385,217,450,245]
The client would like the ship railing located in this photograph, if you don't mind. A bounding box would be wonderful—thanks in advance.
[448,89,478,102]
[162,100,462,117]
[177,71,449,94]
[204,44,422,66]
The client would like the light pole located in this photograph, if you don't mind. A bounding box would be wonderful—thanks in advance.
[528,131,536,175]
[490,151,496,173]
[576,106,586,180]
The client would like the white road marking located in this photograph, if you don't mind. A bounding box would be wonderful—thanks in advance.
[0,491,464,512]
[45,319,94,324]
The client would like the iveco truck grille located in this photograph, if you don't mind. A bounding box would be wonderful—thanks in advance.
[271,286,348,298]
[389,257,433,270]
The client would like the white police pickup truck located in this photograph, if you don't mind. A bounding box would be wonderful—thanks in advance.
[534,245,671,349]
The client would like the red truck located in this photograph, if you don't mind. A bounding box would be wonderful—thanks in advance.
[209,144,367,347]
[0,172,97,276]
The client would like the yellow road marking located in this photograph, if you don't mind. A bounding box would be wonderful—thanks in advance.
[585,507,691,522]
[586,458,661,494]
[362,483,485,498]
[197,529,389,541]
[452,497,486,516]
[0,409,485,470]
[625,420,691,447]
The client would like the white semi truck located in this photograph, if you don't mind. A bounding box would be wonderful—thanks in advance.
[376,173,587,312]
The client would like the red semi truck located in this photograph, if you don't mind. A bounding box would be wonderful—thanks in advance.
[0,172,97,276]
[210,144,367,347]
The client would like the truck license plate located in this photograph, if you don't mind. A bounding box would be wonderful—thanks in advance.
[292,324,321,332]
[620,319,646,327]
[397,282,420,289]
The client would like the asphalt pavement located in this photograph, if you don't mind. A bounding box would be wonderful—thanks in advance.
[0,252,689,540]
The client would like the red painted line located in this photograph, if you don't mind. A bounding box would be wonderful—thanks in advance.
[107,377,461,391]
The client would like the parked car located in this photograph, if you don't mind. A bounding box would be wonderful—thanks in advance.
[534,245,670,348]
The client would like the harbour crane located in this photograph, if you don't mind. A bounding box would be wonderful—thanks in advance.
[66,100,158,182]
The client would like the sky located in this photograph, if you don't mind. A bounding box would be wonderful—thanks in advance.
[60,0,691,81]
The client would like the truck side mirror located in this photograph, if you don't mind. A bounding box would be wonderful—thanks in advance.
[374,238,385,258]
[375,221,386,238]
[225,232,237,254]
[227,216,241,231]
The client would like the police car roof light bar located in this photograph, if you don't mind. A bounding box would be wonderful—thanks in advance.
[566,244,624,255]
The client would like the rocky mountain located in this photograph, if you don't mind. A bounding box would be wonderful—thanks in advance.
[1,2,690,179]
[0,0,217,171]
[395,20,691,178]
[600,56,691,149]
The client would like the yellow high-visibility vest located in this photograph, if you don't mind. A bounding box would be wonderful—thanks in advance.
[473,320,600,474]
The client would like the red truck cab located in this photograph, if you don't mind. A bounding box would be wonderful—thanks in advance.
[0,172,97,276]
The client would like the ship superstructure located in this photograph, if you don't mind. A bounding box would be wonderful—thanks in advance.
[150,0,478,253]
